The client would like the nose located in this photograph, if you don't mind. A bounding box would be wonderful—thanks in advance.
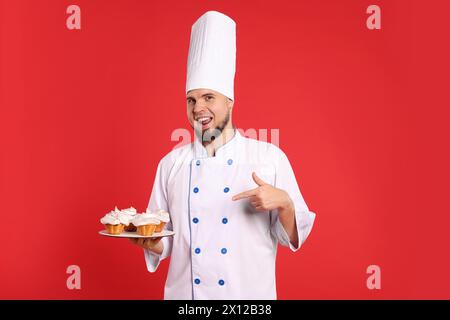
[193,102,207,113]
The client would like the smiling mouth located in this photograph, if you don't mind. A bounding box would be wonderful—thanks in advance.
[196,116,213,126]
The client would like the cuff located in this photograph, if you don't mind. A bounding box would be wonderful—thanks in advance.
[274,210,316,252]
[143,237,171,272]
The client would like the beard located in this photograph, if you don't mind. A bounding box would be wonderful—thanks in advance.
[193,110,230,144]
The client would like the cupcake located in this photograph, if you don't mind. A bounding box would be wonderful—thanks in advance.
[118,206,138,232]
[153,209,170,233]
[100,209,125,235]
[131,213,161,236]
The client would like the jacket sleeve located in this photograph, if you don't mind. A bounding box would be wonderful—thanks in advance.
[269,149,316,252]
[143,159,173,272]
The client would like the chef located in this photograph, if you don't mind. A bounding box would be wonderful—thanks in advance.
[129,10,316,300]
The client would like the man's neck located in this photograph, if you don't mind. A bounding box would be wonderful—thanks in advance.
[203,126,236,157]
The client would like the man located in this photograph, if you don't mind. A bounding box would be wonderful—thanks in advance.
[129,10,316,300]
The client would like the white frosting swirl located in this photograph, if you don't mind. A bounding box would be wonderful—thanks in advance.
[100,212,121,225]
[101,206,138,226]
[131,213,161,227]
[154,209,170,223]
[120,207,137,216]
[117,206,137,225]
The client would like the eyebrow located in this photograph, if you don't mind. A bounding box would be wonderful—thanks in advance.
[186,93,215,100]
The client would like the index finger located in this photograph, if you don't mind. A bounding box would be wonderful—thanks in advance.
[232,188,258,201]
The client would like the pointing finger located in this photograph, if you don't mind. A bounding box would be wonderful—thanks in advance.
[232,188,258,201]
[252,172,267,186]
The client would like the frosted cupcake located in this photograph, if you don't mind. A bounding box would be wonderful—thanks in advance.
[152,209,170,233]
[131,213,161,236]
[100,209,125,235]
[118,206,138,232]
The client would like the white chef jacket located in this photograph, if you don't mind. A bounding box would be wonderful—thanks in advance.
[144,129,316,300]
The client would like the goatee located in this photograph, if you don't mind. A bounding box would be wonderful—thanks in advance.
[194,110,230,144]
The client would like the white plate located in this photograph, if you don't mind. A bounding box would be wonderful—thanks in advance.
[99,230,175,238]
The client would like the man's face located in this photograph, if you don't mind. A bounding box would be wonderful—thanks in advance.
[186,88,233,141]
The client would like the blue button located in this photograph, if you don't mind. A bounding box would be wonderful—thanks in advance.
[196,160,200,166]
[218,279,225,286]
[194,278,201,285]
[195,248,201,254]
[224,187,230,193]
[193,187,199,193]
[222,218,228,224]
[221,248,227,254]
[193,217,199,224]
[227,159,233,165]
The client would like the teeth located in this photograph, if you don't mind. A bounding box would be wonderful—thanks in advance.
[197,117,210,123]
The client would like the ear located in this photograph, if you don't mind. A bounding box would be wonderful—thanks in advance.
[228,98,234,110]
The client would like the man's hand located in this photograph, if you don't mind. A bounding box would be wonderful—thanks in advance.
[129,237,163,255]
[232,172,294,212]
[232,172,299,247]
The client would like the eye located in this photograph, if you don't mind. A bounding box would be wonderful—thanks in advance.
[205,95,214,101]
[187,98,195,104]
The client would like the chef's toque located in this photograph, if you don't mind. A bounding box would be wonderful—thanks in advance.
[186,11,236,101]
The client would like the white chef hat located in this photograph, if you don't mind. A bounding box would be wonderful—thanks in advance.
[186,11,236,101]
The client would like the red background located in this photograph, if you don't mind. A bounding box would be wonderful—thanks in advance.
[1,0,449,299]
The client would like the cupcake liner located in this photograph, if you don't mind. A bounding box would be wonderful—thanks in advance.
[154,222,166,233]
[105,224,124,235]
[136,224,157,236]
